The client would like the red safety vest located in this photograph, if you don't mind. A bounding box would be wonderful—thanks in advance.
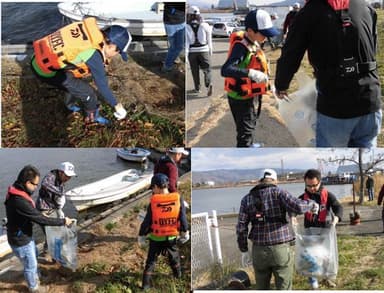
[6,186,35,208]
[151,192,180,237]
[303,189,328,222]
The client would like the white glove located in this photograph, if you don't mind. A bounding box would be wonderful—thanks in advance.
[179,231,190,244]
[138,236,147,248]
[310,202,320,214]
[332,216,339,226]
[113,103,127,120]
[248,69,268,83]
[241,252,251,267]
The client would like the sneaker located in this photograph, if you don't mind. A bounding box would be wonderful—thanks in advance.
[207,85,213,96]
[29,285,48,293]
[309,277,319,289]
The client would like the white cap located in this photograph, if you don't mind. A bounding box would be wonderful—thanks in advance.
[270,12,279,20]
[59,162,76,177]
[262,169,277,181]
[187,5,200,15]
[244,9,279,37]
[168,147,189,156]
[293,2,300,9]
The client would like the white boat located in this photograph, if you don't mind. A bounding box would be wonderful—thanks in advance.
[57,1,169,37]
[116,147,151,162]
[66,169,152,211]
[0,234,12,258]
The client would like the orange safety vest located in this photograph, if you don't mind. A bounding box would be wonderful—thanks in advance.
[224,31,270,99]
[151,192,180,237]
[6,186,35,208]
[33,17,104,78]
[303,189,328,223]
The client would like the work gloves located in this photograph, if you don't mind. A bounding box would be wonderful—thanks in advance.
[138,236,148,248]
[179,231,190,244]
[114,103,127,120]
[310,202,320,214]
[248,69,268,83]
[241,251,252,267]
[332,216,339,226]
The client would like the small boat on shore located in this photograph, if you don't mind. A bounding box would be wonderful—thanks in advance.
[66,169,152,211]
[0,235,12,258]
[57,1,169,37]
[116,147,151,162]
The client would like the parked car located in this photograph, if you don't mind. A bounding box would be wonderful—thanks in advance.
[212,22,239,37]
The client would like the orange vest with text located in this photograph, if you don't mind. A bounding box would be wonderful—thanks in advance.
[33,17,104,78]
[151,192,180,237]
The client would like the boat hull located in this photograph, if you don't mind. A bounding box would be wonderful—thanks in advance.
[57,2,167,37]
[116,147,151,162]
[66,169,152,211]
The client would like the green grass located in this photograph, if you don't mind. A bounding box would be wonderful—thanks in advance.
[376,9,384,145]
[105,222,118,232]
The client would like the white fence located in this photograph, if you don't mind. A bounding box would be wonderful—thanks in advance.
[191,210,223,284]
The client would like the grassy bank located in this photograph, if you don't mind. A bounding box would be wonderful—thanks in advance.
[0,181,191,292]
[1,54,185,147]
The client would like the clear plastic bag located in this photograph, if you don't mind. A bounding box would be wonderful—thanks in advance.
[46,221,78,271]
[294,226,338,279]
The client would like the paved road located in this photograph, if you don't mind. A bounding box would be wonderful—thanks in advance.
[186,38,298,147]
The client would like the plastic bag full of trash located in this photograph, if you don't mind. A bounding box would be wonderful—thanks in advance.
[294,226,338,279]
[46,221,78,271]
[278,73,317,147]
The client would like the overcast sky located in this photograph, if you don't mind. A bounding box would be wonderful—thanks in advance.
[191,148,383,172]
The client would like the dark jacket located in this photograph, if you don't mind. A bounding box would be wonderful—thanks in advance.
[5,183,65,247]
[283,10,299,34]
[36,169,65,211]
[366,177,374,189]
[299,186,343,228]
[163,2,185,25]
[275,0,380,119]
[154,155,178,193]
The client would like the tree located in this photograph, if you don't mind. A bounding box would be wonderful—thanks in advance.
[321,148,384,204]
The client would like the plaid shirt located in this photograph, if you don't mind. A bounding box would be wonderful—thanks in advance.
[236,183,314,251]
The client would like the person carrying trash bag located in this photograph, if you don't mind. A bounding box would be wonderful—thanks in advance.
[292,169,343,289]
[221,9,279,147]
[138,173,189,290]
[31,17,129,125]
[4,165,75,292]
[236,168,320,290]
[35,162,77,260]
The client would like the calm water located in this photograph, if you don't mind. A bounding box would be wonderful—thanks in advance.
[192,183,353,215]
[0,148,152,219]
[1,2,65,44]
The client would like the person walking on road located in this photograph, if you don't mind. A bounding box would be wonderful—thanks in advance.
[161,2,186,72]
[138,173,189,289]
[4,165,75,292]
[221,9,279,147]
[275,0,381,147]
[236,168,320,289]
[366,175,375,201]
[31,17,129,125]
[282,3,300,40]
[186,5,213,96]
[293,169,343,289]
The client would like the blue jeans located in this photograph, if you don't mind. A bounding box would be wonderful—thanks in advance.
[11,240,39,289]
[316,110,382,147]
[368,188,374,201]
[164,23,185,69]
